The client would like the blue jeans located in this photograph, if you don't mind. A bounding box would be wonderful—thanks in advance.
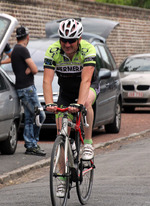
[17,85,45,148]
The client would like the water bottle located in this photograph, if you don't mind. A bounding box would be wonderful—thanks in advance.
[71,140,77,159]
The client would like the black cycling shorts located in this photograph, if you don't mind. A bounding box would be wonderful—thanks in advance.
[57,81,100,107]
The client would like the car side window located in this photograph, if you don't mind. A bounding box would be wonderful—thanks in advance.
[0,73,7,91]
[98,45,112,70]
[95,46,103,72]
[105,47,117,70]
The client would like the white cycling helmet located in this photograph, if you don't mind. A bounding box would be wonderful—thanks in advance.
[58,19,83,39]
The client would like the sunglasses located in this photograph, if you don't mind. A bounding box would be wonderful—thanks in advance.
[60,38,77,44]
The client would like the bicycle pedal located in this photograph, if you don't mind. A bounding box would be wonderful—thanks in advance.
[70,167,78,182]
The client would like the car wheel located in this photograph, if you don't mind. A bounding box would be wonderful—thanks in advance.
[0,121,18,154]
[105,100,121,133]
[123,106,135,113]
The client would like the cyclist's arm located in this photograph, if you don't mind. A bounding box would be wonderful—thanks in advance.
[43,68,55,106]
[77,42,96,106]
[77,65,94,105]
[68,65,94,113]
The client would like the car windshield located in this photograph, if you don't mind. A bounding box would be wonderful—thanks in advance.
[1,48,45,72]
[1,63,12,71]
[119,57,150,72]
[0,14,18,55]
[0,17,10,44]
[28,48,44,71]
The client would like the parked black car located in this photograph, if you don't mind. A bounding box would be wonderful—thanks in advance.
[2,17,122,133]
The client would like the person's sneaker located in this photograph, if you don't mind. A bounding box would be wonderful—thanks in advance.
[82,144,94,160]
[37,144,45,151]
[56,180,66,198]
[25,147,46,156]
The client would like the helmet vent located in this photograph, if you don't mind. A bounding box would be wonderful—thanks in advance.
[67,21,71,28]
[71,24,76,32]
[70,31,76,37]
[62,23,65,31]
[65,29,69,36]
[59,30,64,37]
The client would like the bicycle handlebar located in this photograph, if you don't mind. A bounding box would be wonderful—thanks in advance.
[35,106,89,128]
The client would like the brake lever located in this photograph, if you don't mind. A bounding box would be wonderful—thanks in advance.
[34,107,44,127]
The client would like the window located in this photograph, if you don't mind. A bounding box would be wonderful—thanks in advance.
[98,45,112,70]
[0,73,7,91]
[105,47,116,70]
[0,14,18,54]
[0,17,10,44]
[95,46,103,72]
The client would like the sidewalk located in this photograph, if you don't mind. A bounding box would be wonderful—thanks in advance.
[1,128,150,185]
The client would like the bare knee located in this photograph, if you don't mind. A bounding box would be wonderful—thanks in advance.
[85,100,93,110]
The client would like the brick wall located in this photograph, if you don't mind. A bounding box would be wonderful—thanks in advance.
[1,0,150,66]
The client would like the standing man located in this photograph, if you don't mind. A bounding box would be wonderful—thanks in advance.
[11,26,46,156]
[43,19,99,161]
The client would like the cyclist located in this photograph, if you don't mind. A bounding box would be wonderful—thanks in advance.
[43,19,99,196]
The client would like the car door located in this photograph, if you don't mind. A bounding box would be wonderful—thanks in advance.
[0,71,14,139]
[94,45,109,124]
[94,44,118,126]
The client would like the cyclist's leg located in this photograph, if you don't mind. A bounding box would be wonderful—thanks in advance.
[82,88,96,160]
[84,88,96,142]
[56,92,74,135]
[55,108,73,136]
[56,92,69,134]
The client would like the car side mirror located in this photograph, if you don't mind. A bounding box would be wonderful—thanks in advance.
[98,68,111,81]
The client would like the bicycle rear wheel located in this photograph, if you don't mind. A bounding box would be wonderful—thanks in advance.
[76,131,94,205]
[50,135,70,206]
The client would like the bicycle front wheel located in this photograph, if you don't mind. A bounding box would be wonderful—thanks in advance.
[50,135,70,206]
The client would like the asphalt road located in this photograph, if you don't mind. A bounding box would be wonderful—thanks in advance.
[1,107,150,184]
[0,135,150,206]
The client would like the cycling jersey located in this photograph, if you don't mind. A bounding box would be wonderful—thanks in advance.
[44,39,100,105]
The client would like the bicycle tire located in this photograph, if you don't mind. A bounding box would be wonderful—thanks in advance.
[50,135,70,206]
[76,130,94,205]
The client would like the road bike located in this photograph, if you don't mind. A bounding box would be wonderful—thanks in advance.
[35,106,95,206]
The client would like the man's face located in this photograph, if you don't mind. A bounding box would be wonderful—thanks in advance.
[60,37,81,56]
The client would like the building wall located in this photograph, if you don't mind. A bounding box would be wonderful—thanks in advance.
[1,0,150,65]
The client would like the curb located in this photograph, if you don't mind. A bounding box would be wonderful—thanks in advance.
[94,129,150,149]
[0,158,50,185]
[1,129,150,185]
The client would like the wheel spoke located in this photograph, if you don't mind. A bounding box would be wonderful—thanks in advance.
[76,159,94,204]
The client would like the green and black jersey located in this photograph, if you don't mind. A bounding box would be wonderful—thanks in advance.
[44,39,99,99]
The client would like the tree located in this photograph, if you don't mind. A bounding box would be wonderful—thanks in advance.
[96,0,150,8]
[131,0,150,8]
